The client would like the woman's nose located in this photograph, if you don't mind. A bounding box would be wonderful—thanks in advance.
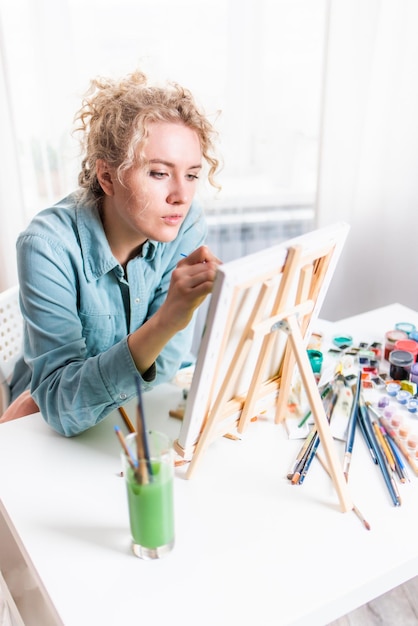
[166,177,188,205]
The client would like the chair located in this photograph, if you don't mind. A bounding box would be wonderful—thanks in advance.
[0,286,23,416]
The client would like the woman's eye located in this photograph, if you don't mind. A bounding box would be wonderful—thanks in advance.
[148,170,199,181]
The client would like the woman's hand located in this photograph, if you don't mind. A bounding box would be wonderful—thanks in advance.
[161,246,221,332]
[127,245,221,375]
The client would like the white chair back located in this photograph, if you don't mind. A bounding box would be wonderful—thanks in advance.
[0,286,23,414]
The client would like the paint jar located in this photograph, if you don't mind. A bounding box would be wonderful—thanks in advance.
[332,334,353,349]
[411,363,418,385]
[377,396,389,409]
[395,322,416,336]
[409,330,418,344]
[384,329,408,361]
[386,382,401,397]
[396,389,411,405]
[406,433,418,450]
[383,406,395,419]
[389,350,414,381]
[388,413,403,430]
[307,349,323,374]
[394,339,418,362]
[398,422,410,439]
[407,398,418,414]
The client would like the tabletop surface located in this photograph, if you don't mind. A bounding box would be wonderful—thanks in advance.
[2,303,418,626]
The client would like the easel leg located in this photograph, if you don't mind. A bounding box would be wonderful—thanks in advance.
[274,345,295,424]
[275,264,313,424]
[284,314,353,513]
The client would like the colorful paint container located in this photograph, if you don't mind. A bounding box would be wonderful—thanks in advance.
[407,398,418,414]
[411,362,418,385]
[332,335,353,349]
[396,389,411,405]
[395,322,416,336]
[395,339,418,362]
[386,382,401,397]
[384,329,408,361]
[307,349,323,374]
[389,349,414,381]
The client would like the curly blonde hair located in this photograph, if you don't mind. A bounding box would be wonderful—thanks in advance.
[74,70,220,202]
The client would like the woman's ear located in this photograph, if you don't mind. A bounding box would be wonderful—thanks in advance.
[96,159,115,196]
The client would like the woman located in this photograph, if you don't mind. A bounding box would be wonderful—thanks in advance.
[2,70,220,435]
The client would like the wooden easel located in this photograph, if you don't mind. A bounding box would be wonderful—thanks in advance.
[174,229,353,513]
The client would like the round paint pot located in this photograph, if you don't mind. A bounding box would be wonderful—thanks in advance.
[394,339,418,362]
[386,382,401,397]
[407,398,418,414]
[411,363,418,385]
[385,330,408,360]
[383,406,395,419]
[396,389,411,405]
[388,413,403,430]
[377,396,390,408]
[406,433,418,450]
[398,423,410,439]
[395,322,416,336]
[307,349,323,374]
[332,335,353,349]
[389,350,414,381]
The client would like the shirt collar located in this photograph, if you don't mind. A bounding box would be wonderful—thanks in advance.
[76,199,119,281]
[142,239,157,261]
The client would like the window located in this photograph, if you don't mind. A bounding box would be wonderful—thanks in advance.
[1,0,327,241]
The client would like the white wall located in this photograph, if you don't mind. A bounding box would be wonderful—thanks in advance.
[317,0,418,321]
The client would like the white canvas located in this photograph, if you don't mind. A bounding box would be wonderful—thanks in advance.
[176,222,350,460]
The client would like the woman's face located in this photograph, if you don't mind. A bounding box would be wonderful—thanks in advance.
[101,121,202,251]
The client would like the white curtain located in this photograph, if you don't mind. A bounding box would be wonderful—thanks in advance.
[317,0,418,321]
[0,0,77,291]
[0,0,326,295]
[0,16,25,290]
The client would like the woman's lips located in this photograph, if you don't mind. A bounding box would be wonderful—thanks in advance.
[162,214,183,225]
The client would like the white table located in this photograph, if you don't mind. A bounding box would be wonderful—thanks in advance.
[2,304,418,626]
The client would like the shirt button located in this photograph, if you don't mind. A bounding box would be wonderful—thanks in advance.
[134,297,140,304]
[119,392,127,400]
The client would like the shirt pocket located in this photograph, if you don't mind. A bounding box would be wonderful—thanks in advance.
[79,312,125,355]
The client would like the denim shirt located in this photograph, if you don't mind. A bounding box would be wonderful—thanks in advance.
[10,192,207,436]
